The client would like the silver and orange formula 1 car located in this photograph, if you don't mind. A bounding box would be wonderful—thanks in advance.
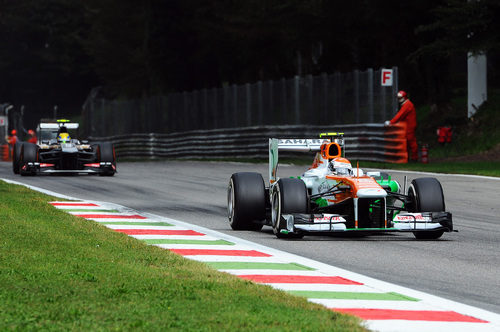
[227,133,453,239]
[13,119,116,176]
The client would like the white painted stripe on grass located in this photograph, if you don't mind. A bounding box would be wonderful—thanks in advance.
[130,234,219,241]
[310,299,433,310]
[103,225,193,231]
[218,269,335,277]
[67,211,133,216]
[187,256,296,263]
[53,206,109,210]
[271,284,381,293]
[367,321,496,332]
[153,244,247,250]
[78,217,148,222]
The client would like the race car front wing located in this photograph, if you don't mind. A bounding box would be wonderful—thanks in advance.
[21,161,115,174]
[280,212,453,235]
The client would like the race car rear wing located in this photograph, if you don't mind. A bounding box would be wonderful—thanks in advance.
[39,123,79,129]
[269,133,345,184]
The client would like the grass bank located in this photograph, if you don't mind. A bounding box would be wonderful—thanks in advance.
[416,88,500,159]
[0,181,365,331]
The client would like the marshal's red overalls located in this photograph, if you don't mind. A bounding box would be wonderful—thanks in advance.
[6,133,17,160]
[390,99,418,162]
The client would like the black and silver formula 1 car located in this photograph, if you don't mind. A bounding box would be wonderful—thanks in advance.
[227,133,453,240]
[13,120,116,176]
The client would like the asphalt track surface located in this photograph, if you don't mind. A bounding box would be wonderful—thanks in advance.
[2,160,500,315]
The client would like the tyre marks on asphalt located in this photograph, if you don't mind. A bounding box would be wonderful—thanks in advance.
[50,200,500,332]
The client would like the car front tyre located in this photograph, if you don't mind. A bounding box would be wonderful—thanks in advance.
[271,178,308,239]
[409,177,445,240]
[19,143,38,176]
[97,142,116,176]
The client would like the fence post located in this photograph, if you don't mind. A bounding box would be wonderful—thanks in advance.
[307,74,313,124]
[322,72,328,123]
[195,90,201,130]
[294,75,300,124]
[89,98,94,137]
[268,80,274,125]
[202,88,208,129]
[281,78,286,125]
[223,84,229,128]
[334,72,341,123]
[257,80,263,126]
[100,99,105,136]
[367,68,374,122]
[392,66,399,115]
[232,84,238,127]
[354,69,360,123]
[183,91,189,129]
[245,83,251,126]
[381,77,387,122]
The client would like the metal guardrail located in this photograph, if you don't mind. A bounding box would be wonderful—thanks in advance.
[89,124,408,163]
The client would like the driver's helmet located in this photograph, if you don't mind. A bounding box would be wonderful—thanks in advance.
[58,132,71,143]
[328,157,353,176]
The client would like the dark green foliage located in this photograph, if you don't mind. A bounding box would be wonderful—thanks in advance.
[413,0,500,58]
[1,0,500,125]
[0,0,95,122]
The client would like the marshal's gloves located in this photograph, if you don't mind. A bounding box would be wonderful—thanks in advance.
[384,121,391,127]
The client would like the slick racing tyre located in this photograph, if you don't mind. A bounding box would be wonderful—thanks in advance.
[19,143,38,176]
[98,142,116,176]
[12,142,23,174]
[408,177,445,240]
[227,172,265,231]
[271,178,308,239]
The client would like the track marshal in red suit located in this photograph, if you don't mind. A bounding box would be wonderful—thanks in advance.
[385,91,418,162]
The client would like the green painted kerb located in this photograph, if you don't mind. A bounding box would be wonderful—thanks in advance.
[143,239,234,245]
[205,262,316,271]
[98,222,174,226]
[288,290,419,301]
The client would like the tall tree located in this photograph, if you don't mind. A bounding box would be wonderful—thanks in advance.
[0,0,95,126]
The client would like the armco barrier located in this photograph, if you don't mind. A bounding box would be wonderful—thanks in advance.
[89,124,408,163]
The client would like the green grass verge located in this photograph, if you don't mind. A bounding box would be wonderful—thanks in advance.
[0,181,366,331]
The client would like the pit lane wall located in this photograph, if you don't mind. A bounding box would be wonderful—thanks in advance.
[89,123,408,163]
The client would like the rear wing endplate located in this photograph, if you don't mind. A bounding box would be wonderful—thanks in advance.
[39,123,79,129]
[269,138,327,184]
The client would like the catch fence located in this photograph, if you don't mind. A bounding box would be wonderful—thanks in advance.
[83,68,399,137]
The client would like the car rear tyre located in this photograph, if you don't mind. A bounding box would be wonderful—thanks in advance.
[12,142,23,174]
[408,177,445,240]
[227,172,265,231]
[98,142,116,176]
[19,143,38,176]
[271,178,308,239]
